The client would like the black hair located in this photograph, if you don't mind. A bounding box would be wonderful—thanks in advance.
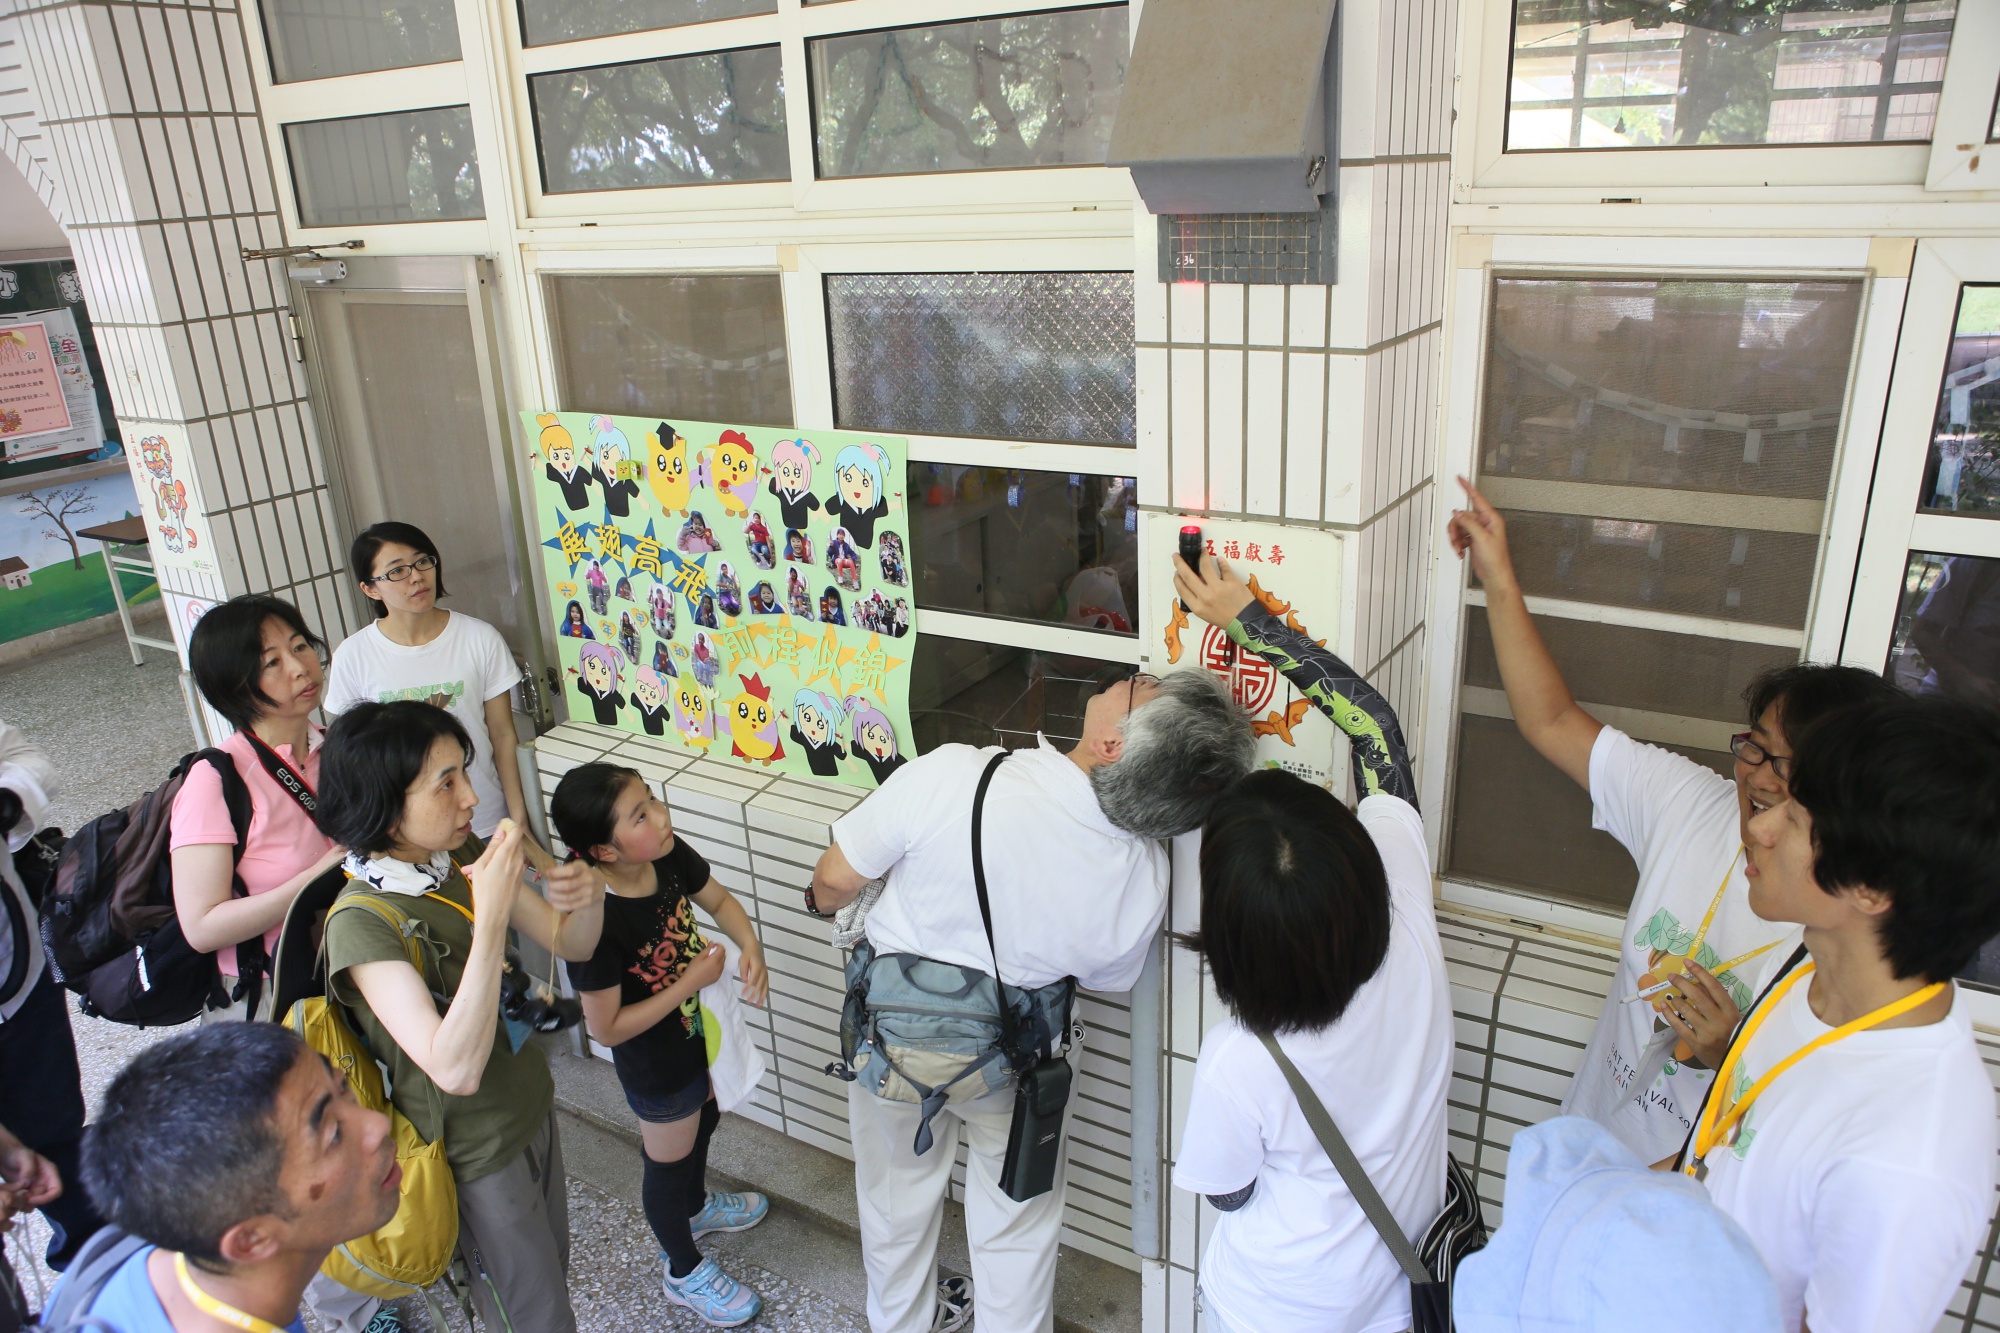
[549,762,647,865]
[350,521,449,620]
[1181,769,1391,1034]
[1788,696,2000,984]
[188,595,329,731]
[317,700,474,853]
[82,1023,306,1265]
[1743,663,1900,743]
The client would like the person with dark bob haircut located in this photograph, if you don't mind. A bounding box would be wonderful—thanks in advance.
[327,521,535,845]
[56,1023,398,1332]
[1686,695,2000,1333]
[316,700,605,1333]
[1171,557,1452,1333]
[171,595,345,1023]
[1447,479,1901,1168]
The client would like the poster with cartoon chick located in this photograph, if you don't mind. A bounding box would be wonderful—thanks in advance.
[524,410,919,790]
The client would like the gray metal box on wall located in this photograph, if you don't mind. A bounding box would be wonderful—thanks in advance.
[1108,0,1340,216]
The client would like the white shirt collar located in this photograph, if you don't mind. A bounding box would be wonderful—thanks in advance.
[1021,735,1130,841]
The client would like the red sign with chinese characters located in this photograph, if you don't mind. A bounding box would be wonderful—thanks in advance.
[1198,622,1278,716]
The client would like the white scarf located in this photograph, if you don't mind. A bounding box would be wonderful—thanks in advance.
[344,850,451,897]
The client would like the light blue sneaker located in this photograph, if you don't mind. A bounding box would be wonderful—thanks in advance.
[689,1189,769,1239]
[661,1256,763,1328]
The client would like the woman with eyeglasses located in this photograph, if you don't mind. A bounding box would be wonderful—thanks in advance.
[1445,479,1901,1168]
[326,523,531,841]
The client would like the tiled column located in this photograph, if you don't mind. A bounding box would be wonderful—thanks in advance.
[5,0,359,660]
[1138,0,1458,1327]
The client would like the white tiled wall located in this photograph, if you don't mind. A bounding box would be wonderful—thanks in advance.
[531,721,1147,1272]
[6,0,359,662]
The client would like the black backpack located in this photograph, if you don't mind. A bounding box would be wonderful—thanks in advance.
[39,750,257,1026]
[24,1225,150,1331]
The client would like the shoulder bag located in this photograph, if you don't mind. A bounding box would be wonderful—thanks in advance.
[1259,1034,1486,1333]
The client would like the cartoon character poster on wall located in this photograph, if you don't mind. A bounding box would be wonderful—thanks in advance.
[525,411,918,790]
[1138,514,1346,791]
[121,420,218,573]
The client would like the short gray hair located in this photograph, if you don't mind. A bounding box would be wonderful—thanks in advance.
[1091,671,1256,839]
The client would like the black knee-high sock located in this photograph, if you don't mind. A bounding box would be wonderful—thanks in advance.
[643,1152,703,1278]
[685,1098,721,1217]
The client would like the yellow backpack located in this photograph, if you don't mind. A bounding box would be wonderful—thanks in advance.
[285,892,458,1302]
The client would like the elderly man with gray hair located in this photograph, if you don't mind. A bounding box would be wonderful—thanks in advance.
[810,668,1254,1333]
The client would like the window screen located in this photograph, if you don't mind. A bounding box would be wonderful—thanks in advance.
[285,107,484,226]
[259,0,460,82]
[1920,284,2000,514]
[518,0,773,48]
[809,6,1128,178]
[910,634,1127,753]
[1506,0,1956,151]
[544,274,793,427]
[1446,274,1863,911]
[908,465,1136,635]
[825,272,1135,446]
[530,47,788,194]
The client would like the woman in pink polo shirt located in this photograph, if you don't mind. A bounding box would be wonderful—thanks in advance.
[170,594,345,1023]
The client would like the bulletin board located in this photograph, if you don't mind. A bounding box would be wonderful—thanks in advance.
[1138,514,1345,789]
[522,411,917,790]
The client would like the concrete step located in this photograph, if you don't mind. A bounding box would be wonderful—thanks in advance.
[547,1051,1141,1333]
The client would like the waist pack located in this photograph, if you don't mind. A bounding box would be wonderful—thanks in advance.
[834,934,1074,1156]
[283,890,458,1307]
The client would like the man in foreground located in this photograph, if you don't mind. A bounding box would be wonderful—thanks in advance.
[47,1023,401,1332]
[811,670,1255,1333]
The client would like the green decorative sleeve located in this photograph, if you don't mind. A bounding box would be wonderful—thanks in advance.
[1226,603,1418,808]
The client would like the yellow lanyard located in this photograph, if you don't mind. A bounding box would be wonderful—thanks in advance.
[1665,846,1778,980]
[1686,963,1947,1173]
[173,1251,291,1333]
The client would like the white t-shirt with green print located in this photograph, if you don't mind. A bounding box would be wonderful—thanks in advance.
[1702,944,1994,1333]
[326,611,520,836]
[1561,727,1794,1164]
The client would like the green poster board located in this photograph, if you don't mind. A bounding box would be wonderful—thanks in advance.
[524,411,915,789]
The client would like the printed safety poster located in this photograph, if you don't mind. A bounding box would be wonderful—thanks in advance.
[523,411,916,790]
[1138,514,1345,789]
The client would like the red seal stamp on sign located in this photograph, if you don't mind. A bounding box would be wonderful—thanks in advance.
[1199,624,1276,716]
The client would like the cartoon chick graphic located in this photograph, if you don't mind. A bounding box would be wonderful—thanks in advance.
[726,672,784,765]
[697,430,758,518]
[672,682,715,751]
[647,421,692,516]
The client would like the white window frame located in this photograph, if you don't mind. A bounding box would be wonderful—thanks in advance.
[246,0,1135,246]
[1456,0,1967,202]
[1418,233,1905,939]
[520,237,1145,672]
[1924,0,2000,190]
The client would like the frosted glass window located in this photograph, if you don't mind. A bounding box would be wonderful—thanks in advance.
[260,0,459,82]
[545,274,793,427]
[531,47,787,194]
[1921,284,2000,514]
[285,107,484,226]
[908,466,1136,634]
[518,0,773,48]
[826,272,1134,446]
[1447,274,1863,911]
[1507,0,1956,150]
[809,6,1128,178]
[910,635,1127,753]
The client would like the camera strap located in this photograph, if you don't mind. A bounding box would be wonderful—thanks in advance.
[969,752,1022,1064]
[244,731,317,817]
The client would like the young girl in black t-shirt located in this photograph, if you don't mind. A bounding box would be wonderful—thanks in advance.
[551,763,771,1328]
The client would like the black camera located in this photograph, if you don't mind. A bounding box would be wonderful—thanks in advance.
[500,951,583,1033]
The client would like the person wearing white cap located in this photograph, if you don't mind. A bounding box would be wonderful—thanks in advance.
[1454,1116,1779,1333]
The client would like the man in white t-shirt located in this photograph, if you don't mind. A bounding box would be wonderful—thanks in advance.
[1690,696,2000,1333]
[1449,481,1898,1165]
[808,670,1255,1333]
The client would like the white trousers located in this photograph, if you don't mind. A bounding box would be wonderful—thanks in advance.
[847,1080,1068,1333]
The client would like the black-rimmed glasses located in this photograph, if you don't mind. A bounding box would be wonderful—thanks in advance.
[1729,732,1793,783]
[365,554,437,585]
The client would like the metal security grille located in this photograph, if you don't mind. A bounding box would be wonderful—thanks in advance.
[825,272,1135,446]
[1158,210,1337,286]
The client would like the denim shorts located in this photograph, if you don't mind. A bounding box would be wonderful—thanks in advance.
[623,1072,712,1125]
